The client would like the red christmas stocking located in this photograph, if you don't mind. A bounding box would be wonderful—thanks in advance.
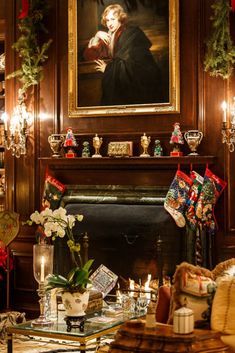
[185,170,204,230]
[195,168,227,234]
[164,169,193,228]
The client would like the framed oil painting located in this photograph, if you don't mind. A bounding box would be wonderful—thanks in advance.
[68,0,179,117]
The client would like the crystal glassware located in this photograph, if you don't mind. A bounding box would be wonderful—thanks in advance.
[32,244,54,326]
[135,295,148,314]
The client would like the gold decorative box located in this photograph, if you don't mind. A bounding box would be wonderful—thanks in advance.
[108,141,133,157]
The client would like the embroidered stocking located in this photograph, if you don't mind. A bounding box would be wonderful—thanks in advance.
[185,170,204,230]
[195,168,227,234]
[164,169,193,228]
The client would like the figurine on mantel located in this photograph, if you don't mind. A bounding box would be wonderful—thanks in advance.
[82,141,91,158]
[154,139,163,157]
[92,134,103,158]
[63,127,78,158]
[170,122,184,156]
[140,133,151,157]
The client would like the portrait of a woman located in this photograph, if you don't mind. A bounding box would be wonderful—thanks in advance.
[83,3,165,106]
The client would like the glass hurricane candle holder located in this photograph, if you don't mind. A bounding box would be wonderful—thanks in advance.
[32,244,54,326]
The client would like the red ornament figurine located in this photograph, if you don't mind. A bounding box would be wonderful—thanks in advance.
[170,122,184,156]
[63,127,78,158]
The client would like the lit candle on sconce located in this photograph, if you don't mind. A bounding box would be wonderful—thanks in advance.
[221,101,227,124]
[40,256,45,283]
[10,114,19,135]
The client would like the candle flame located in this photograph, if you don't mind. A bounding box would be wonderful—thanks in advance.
[221,101,227,111]
[129,278,135,297]
[144,274,152,300]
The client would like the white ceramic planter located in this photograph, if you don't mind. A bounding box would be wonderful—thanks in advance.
[61,290,89,317]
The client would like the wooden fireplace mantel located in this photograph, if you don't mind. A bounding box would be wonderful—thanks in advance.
[39,155,216,194]
[39,155,216,170]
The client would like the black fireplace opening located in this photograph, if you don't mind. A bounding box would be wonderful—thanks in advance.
[55,185,186,286]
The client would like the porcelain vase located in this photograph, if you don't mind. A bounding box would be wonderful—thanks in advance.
[61,290,89,317]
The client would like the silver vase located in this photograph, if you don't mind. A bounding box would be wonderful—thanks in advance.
[48,134,64,158]
[184,130,203,155]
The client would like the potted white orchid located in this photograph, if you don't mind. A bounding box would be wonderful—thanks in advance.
[27,207,94,317]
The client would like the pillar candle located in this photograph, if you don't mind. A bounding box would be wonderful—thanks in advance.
[40,256,45,282]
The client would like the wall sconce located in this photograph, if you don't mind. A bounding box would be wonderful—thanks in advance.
[221,100,235,153]
[3,100,31,158]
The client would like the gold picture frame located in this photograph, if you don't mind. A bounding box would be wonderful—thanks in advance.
[68,0,180,117]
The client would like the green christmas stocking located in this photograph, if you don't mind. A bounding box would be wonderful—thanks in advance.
[164,169,193,228]
[185,170,204,230]
[195,168,227,234]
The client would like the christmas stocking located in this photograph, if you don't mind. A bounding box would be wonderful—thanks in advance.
[164,169,193,227]
[195,168,227,234]
[185,170,204,231]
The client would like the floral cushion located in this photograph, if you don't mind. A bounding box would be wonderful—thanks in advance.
[168,262,214,325]
[168,259,235,326]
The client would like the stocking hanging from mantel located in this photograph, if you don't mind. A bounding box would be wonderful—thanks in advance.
[164,168,193,228]
[185,170,204,231]
[165,167,227,268]
[192,168,227,268]
[184,170,204,266]
[195,167,227,235]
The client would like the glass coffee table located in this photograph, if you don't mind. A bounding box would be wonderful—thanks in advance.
[7,312,143,353]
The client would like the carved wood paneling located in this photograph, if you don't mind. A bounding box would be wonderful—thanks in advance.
[3,0,235,315]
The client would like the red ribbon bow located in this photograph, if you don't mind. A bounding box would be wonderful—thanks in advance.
[18,0,29,19]
[232,0,235,12]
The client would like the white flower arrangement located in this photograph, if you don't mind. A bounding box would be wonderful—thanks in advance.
[28,207,84,266]
[27,207,94,292]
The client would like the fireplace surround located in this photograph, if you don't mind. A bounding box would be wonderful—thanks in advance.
[54,185,185,287]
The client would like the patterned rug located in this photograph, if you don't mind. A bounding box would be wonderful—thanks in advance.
[0,336,111,353]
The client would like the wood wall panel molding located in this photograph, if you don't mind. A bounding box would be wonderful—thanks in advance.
[3,0,235,316]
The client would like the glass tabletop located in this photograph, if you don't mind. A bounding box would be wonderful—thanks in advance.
[10,311,144,338]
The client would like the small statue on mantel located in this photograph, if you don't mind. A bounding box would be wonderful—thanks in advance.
[140,133,151,157]
[170,122,184,156]
[82,141,91,158]
[63,127,78,158]
[154,139,163,157]
[92,134,103,158]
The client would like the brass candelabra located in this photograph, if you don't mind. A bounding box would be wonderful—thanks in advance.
[221,122,235,153]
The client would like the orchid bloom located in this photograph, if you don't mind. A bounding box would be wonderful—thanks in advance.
[28,207,84,267]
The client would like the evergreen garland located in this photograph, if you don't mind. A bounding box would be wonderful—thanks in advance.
[204,0,235,79]
[7,0,52,97]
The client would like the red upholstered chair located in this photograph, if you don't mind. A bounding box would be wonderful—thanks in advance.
[155,285,171,324]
